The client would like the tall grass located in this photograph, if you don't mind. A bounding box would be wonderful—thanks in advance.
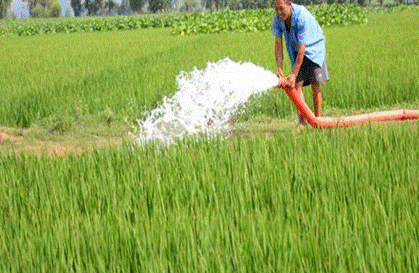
[1,123,418,271]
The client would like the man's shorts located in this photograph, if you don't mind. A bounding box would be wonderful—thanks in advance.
[294,53,329,87]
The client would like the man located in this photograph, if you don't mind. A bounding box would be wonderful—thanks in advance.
[273,0,329,126]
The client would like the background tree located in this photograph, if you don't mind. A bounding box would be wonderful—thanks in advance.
[104,0,117,15]
[162,0,172,11]
[25,0,39,16]
[117,0,131,15]
[71,0,83,16]
[25,0,61,17]
[181,0,199,12]
[202,0,223,10]
[148,0,171,12]
[148,0,163,12]
[226,0,240,10]
[64,7,72,16]
[129,0,144,12]
[85,0,102,15]
[0,0,13,19]
[245,0,270,9]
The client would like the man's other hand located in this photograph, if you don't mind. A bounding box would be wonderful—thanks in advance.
[285,73,296,89]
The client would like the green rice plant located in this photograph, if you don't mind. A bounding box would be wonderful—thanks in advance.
[1,123,418,271]
[0,28,283,129]
[323,10,419,111]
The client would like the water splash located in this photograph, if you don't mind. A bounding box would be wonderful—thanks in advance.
[135,58,279,145]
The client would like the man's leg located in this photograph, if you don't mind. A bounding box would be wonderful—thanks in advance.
[312,83,322,117]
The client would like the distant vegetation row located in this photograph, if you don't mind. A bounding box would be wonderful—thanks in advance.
[0,13,176,36]
[0,4,358,36]
[0,4,417,37]
[172,4,368,35]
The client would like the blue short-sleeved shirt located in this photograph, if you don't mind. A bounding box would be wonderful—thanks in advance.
[272,3,326,69]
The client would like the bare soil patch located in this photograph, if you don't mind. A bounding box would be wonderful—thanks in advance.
[0,126,132,156]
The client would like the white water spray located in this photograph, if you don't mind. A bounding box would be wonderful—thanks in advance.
[135,58,279,144]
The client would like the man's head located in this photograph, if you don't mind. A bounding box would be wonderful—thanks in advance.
[274,0,291,22]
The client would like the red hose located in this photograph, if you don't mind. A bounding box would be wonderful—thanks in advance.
[279,83,419,128]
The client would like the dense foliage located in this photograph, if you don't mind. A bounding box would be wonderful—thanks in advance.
[308,3,367,26]
[172,4,368,34]
[29,0,62,18]
[0,14,175,36]
[171,8,273,35]
[0,4,369,37]
[0,0,13,19]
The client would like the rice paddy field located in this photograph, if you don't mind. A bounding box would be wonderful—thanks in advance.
[1,9,419,272]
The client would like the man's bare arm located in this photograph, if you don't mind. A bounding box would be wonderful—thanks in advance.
[275,37,285,77]
[286,43,306,88]
[293,43,306,78]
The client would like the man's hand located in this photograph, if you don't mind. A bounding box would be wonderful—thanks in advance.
[276,70,285,88]
[276,73,285,88]
[285,73,296,89]
[276,72,297,89]
[276,69,285,78]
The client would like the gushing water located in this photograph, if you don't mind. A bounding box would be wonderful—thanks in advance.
[135,58,279,144]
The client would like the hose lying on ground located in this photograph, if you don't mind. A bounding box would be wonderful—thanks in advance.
[278,83,419,128]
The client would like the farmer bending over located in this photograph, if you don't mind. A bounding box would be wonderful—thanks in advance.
[273,0,329,126]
